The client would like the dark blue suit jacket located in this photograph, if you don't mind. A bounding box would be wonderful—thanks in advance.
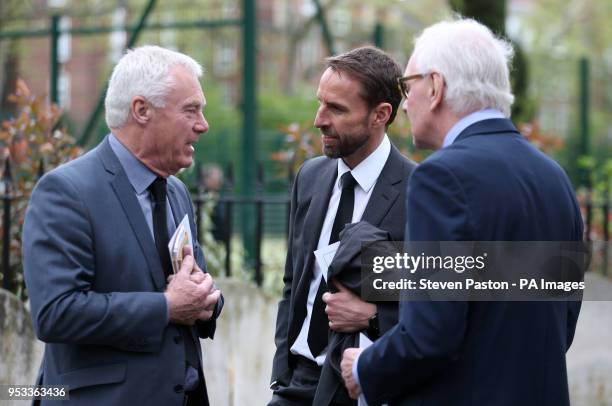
[357,119,583,406]
[23,137,223,405]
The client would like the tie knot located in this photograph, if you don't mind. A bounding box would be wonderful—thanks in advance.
[149,177,167,203]
[340,171,357,190]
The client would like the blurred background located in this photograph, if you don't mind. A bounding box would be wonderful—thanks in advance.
[0,0,610,405]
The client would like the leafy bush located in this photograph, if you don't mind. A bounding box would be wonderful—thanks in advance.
[0,79,82,298]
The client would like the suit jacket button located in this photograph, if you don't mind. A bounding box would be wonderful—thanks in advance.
[174,335,182,344]
[174,384,184,393]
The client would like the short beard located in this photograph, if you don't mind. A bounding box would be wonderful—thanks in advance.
[322,128,370,160]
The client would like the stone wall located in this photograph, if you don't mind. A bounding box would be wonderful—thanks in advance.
[0,288,44,405]
[567,272,612,405]
[202,278,277,405]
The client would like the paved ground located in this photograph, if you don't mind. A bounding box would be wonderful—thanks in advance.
[567,272,612,405]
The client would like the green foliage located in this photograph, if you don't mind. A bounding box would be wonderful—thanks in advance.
[260,237,288,297]
[194,192,248,277]
[0,79,82,298]
[578,155,612,194]
[193,86,318,165]
[194,84,241,166]
[510,41,536,124]
[258,91,319,130]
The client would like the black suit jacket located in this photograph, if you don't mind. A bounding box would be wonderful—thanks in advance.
[270,144,415,393]
[357,119,583,406]
[314,221,392,405]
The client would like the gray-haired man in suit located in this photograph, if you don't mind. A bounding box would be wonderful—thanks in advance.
[23,45,222,405]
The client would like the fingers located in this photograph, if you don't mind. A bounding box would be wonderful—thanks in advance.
[190,259,203,274]
[182,245,193,258]
[197,289,221,321]
[333,279,347,292]
[190,271,205,284]
[348,384,360,400]
[197,308,213,321]
[329,320,351,333]
[340,348,361,399]
[177,255,194,275]
[165,260,219,325]
[203,289,221,309]
[195,273,213,293]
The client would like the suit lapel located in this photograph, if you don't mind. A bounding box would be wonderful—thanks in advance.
[361,145,404,227]
[166,181,203,345]
[302,160,338,257]
[97,137,166,291]
[293,159,337,317]
[166,181,185,228]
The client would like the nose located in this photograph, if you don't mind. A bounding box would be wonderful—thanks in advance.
[194,114,209,134]
[314,106,327,128]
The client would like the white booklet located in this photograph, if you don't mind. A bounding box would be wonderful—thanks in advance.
[313,241,340,283]
[168,214,193,274]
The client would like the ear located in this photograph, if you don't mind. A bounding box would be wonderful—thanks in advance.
[429,72,445,111]
[131,96,151,125]
[370,102,392,129]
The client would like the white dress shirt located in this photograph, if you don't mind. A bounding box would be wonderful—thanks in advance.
[290,135,391,365]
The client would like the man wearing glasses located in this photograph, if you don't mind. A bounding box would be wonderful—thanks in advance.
[341,18,583,406]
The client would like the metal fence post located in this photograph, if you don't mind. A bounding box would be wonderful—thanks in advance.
[585,189,592,241]
[254,163,263,286]
[579,58,590,187]
[373,21,384,48]
[38,157,46,179]
[2,159,13,291]
[603,189,609,275]
[50,14,60,105]
[224,164,234,277]
[286,163,294,239]
[241,0,258,268]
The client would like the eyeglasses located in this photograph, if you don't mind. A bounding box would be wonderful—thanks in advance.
[397,73,430,98]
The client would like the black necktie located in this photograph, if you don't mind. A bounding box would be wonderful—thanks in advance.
[150,177,201,389]
[149,177,172,277]
[308,171,357,356]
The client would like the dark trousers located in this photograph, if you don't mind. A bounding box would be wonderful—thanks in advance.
[268,357,355,406]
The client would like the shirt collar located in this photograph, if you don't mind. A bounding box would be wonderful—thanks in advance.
[109,133,158,194]
[443,109,506,148]
[337,134,391,193]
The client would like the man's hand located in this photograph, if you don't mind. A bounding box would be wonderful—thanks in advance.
[167,247,207,284]
[341,348,363,399]
[322,280,376,333]
[192,272,221,321]
[164,255,220,325]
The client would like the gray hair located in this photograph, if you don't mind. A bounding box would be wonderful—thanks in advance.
[412,18,515,117]
[104,45,203,128]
